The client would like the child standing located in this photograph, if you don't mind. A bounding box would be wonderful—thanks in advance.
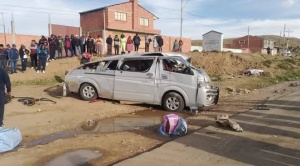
[21,50,29,73]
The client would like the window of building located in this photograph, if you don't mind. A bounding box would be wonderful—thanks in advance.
[115,12,127,21]
[239,40,245,44]
[120,59,154,72]
[140,18,149,26]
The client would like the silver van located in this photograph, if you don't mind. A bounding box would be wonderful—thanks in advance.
[64,52,219,111]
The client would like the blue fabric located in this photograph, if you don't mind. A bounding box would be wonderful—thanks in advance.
[8,48,19,60]
[0,127,22,153]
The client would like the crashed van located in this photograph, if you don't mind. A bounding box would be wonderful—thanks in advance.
[64,52,219,111]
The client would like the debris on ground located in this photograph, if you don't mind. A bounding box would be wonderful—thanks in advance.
[89,99,101,103]
[0,127,22,153]
[226,86,236,93]
[289,82,300,87]
[243,69,264,76]
[15,97,57,106]
[159,114,188,137]
[256,104,270,110]
[215,115,243,132]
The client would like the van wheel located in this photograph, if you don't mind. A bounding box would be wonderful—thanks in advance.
[163,92,185,112]
[80,83,98,101]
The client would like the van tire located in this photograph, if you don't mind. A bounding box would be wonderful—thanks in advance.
[163,92,185,112]
[80,83,98,101]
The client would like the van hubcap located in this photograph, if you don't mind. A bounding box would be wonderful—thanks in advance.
[83,86,95,98]
[166,97,180,110]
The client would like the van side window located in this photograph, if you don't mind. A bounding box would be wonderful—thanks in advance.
[121,59,154,72]
[162,58,192,75]
[80,62,99,70]
[107,60,119,70]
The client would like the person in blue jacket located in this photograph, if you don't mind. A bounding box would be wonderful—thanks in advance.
[8,44,19,74]
[37,45,48,74]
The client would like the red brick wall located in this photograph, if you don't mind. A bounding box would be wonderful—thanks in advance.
[51,24,80,37]
[80,10,105,34]
[0,33,40,48]
[231,36,263,53]
[107,3,134,31]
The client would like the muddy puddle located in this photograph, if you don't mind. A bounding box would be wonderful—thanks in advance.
[23,109,193,148]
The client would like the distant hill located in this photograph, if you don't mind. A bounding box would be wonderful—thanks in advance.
[192,35,300,47]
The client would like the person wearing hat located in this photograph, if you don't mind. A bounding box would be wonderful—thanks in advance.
[0,44,7,69]
[8,44,19,74]
[0,64,11,128]
[19,44,29,72]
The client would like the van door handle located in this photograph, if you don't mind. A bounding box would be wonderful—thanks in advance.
[161,74,168,79]
[146,73,154,78]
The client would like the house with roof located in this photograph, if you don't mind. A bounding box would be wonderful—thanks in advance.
[80,0,160,40]
[79,0,191,53]
[230,36,276,54]
[202,30,223,52]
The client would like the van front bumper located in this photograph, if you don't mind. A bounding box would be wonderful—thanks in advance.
[197,87,219,107]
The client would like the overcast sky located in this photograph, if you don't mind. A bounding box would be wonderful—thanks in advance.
[0,0,299,39]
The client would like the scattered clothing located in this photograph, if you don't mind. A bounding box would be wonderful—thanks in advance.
[0,127,22,153]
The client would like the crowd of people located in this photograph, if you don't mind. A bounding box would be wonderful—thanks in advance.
[0,33,184,75]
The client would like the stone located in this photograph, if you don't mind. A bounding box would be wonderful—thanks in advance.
[226,86,236,92]
[244,89,251,94]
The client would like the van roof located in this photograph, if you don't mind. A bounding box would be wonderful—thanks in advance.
[98,52,191,61]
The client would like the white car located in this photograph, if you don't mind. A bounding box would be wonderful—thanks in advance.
[65,52,219,111]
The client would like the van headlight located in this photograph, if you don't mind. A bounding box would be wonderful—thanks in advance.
[198,77,210,89]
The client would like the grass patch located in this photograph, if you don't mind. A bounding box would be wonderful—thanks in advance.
[12,75,64,86]
[209,74,223,82]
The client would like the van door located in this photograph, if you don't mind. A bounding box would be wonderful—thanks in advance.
[161,57,198,106]
[114,57,157,103]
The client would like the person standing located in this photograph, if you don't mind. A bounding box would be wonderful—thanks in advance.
[38,35,47,47]
[19,45,29,73]
[153,36,158,52]
[80,35,87,53]
[126,36,134,53]
[106,35,113,55]
[120,34,127,54]
[29,40,38,69]
[173,39,180,52]
[37,45,48,74]
[70,34,76,57]
[0,66,11,128]
[114,35,120,55]
[145,34,152,52]
[0,44,7,69]
[64,35,73,57]
[95,35,103,56]
[133,33,141,53]
[73,35,81,56]
[5,45,11,69]
[86,36,94,55]
[8,44,19,74]
[48,34,57,61]
[157,35,164,52]
[57,36,64,59]
[179,39,183,52]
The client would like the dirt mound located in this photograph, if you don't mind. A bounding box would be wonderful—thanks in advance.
[187,52,264,75]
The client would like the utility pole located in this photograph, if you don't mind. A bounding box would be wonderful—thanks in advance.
[48,14,52,36]
[286,29,293,50]
[103,8,106,54]
[283,23,286,49]
[0,13,6,45]
[247,26,250,49]
[11,11,15,44]
[180,0,183,39]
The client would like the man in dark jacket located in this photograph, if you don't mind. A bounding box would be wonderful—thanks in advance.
[72,35,81,56]
[157,35,164,52]
[0,66,11,127]
[80,35,87,53]
[0,44,7,69]
[38,35,47,47]
[48,34,57,61]
[133,33,141,52]
[106,35,113,55]
[8,44,19,74]
[86,36,94,55]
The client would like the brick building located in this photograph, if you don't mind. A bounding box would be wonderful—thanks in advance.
[79,0,191,52]
[229,35,275,53]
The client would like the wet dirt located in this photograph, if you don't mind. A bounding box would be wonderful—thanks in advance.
[22,109,193,148]
[45,149,102,166]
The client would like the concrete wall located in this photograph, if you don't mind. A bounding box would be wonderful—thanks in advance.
[203,32,223,52]
[263,39,275,49]
[191,46,203,52]
[0,33,40,48]
[51,24,81,37]
[223,48,243,53]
